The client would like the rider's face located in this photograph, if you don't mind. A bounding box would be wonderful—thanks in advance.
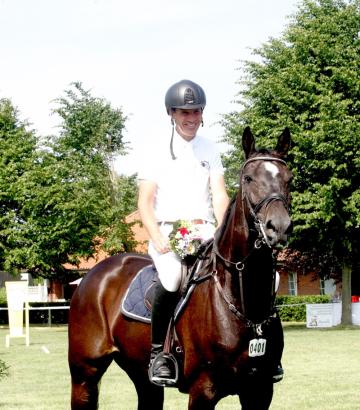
[171,108,202,141]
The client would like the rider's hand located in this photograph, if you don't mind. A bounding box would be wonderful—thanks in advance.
[152,232,170,254]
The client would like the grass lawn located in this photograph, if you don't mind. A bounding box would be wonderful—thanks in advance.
[0,323,359,409]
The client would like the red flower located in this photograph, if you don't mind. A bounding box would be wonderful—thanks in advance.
[178,227,189,236]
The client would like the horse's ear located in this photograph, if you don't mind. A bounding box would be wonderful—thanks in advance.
[242,126,256,159]
[275,128,291,156]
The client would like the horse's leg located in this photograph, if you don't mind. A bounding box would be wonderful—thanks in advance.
[114,356,164,410]
[187,373,222,410]
[130,370,164,410]
[238,376,273,410]
[70,355,113,410]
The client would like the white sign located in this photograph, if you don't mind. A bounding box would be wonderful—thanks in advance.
[306,303,342,328]
[305,302,360,328]
[5,281,30,347]
[352,303,360,325]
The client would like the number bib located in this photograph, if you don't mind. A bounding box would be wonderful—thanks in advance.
[248,338,267,357]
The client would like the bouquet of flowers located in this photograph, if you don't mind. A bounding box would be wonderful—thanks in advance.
[169,220,203,259]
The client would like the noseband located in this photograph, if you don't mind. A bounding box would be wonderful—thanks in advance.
[206,155,290,329]
[241,156,289,248]
[211,155,289,271]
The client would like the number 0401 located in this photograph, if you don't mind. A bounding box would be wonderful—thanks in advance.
[248,338,267,357]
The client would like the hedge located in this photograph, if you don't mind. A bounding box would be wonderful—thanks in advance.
[275,295,332,321]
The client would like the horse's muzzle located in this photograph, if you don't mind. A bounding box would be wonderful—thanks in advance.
[264,216,292,248]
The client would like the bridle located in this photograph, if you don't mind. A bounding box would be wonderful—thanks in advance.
[241,156,289,248]
[207,155,290,332]
[213,155,290,267]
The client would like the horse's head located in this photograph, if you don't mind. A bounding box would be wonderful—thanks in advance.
[241,127,292,248]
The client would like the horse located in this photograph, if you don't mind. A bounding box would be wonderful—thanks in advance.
[68,126,292,410]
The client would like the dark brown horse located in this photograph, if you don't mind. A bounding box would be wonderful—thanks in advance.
[68,126,292,409]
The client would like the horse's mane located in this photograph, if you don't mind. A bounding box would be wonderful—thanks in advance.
[214,194,237,245]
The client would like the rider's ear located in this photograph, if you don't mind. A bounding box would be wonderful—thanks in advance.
[275,128,291,156]
[242,126,256,159]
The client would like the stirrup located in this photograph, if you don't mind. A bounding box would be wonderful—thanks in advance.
[148,352,179,387]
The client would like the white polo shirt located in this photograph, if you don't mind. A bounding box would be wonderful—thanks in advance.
[138,130,224,223]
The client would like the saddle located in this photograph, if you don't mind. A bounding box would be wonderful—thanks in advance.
[121,239,213,319]
[120,240,214,386]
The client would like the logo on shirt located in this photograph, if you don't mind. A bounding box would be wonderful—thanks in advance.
[200,160,210,170]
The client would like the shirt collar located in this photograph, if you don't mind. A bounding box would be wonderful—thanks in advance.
[173,129,198,152]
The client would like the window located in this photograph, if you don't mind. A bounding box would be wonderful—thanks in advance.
[288,272,297,296]
[320,278,325,295]
[320,278,336,296]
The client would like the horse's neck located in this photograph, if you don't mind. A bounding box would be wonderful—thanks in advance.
[217,193,274,321]
[217,192,249,258]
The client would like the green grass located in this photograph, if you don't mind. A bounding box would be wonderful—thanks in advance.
[0,324,359,409]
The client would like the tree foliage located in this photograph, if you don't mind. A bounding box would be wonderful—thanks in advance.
[0,99,39,272]
[222,0,360,321]
[0,83,137,278]
[101,173,138,255]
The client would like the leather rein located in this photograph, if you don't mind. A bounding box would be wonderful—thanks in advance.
[200,156,289,333]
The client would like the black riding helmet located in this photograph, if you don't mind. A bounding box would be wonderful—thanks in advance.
[165,80,206,160]
[165,79,206,114]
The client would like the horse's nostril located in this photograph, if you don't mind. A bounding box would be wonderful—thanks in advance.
[266,220,276,232]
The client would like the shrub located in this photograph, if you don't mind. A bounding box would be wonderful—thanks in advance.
[275,295,331,321]
[0,288,6,304]
[0,359,9,380]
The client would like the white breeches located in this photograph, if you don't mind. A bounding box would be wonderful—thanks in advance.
[148,222,215,292]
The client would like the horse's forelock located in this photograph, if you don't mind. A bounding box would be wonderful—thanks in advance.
[249,148,285,160]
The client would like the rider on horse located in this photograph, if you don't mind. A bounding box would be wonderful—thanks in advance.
[137,79,230,384]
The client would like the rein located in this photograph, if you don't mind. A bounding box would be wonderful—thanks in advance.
[208,155,288,331]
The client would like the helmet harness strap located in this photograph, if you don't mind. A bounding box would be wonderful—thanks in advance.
[170,118,176,160]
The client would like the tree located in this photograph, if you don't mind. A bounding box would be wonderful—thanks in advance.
[101,173,138,255]
[0,99,39,272]
[1,83,135,279]
[222,0,360,324]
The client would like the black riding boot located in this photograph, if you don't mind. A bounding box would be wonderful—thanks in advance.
[149,281,179,385]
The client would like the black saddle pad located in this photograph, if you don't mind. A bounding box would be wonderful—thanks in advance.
[121,264,197,323]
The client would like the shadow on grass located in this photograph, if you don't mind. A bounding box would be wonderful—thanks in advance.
[282,322,306,331]
[282,321,360,332]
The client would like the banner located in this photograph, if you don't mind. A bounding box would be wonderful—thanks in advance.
[306,302,360,327]
[5,281,30,347]
[306,303,341,328]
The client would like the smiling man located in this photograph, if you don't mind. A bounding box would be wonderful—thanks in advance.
[138,79,229,385]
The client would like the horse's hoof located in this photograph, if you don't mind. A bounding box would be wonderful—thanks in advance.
[272,365,284,383]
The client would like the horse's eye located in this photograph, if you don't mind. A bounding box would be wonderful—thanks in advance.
[243,175,252,184]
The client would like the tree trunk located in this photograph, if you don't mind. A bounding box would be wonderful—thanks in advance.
[341,263,352,325]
